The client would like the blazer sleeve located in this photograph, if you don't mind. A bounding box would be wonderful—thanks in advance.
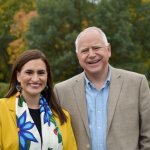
[0,101,2,149]
[139,75,150,149]
[55,110,77,150]
[54,85,61,105]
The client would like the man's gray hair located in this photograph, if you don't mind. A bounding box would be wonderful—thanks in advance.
[75,26,109,52]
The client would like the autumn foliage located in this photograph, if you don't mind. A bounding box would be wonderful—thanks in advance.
[7,10,37,64]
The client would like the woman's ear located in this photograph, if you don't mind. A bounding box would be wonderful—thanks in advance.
[17,71,21,82]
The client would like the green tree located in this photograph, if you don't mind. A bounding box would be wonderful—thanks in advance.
[7,10,37,64]
[26,0,96,82]
[129,0,150,79]
[0,0,17,81]
[0,0,35,82]
[26,0,150,82]
[93,0,133,67]
[93,0,150,80]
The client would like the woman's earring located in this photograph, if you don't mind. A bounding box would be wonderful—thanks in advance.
[44,85,48,91]
[16,84,22,97]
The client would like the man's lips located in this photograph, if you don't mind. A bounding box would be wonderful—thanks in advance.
[88,59,101,64]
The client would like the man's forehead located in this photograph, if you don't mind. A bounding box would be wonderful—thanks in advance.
[78,30,101,43]
[80,29,99,37]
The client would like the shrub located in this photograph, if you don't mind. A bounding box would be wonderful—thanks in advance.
[0,82,9,98]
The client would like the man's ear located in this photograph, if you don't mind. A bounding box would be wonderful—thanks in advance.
[107,43,111,58]
[76,50,79,59]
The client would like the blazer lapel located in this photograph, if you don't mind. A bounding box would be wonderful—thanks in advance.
[72,73,90,138]
[6,95,17,126]
[107,68,124,136]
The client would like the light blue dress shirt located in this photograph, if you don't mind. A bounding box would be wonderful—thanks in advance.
[84,69,111,150]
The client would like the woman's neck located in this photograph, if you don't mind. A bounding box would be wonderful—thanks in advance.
[21,92,40,109]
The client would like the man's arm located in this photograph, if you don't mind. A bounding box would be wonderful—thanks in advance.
[139,75,150,149]
[54,84,61,104]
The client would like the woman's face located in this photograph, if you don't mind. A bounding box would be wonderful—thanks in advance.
[17,59,48,98]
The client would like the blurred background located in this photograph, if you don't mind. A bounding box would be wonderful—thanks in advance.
[0,0,150,97]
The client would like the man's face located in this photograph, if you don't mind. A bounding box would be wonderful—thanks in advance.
[76,30,111,77]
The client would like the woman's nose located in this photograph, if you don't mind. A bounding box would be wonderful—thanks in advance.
[31,73,39,81]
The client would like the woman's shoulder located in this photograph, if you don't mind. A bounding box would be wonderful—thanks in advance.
[62,109,70,117]
[53,109,70,118]
[0,98,11,116]
[53,109,71,126]
[0,94,16,108]
[0,97,8,104]
[0,94,16,101]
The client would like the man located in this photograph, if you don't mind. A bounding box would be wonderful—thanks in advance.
[54,27,150,150]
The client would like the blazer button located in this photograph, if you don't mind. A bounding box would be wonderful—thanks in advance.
[86,144,90,149]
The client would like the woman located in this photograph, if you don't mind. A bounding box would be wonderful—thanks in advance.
[0,49,77,150]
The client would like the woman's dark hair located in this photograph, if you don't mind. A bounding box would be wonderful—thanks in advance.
[5,49,67,124]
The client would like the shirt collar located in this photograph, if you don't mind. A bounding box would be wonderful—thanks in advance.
[84,65,111,89]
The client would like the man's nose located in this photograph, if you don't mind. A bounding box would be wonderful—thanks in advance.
[88,49,96,57]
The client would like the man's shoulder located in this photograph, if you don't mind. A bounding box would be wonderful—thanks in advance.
[112,67,145,79]
[55,72,84,87]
